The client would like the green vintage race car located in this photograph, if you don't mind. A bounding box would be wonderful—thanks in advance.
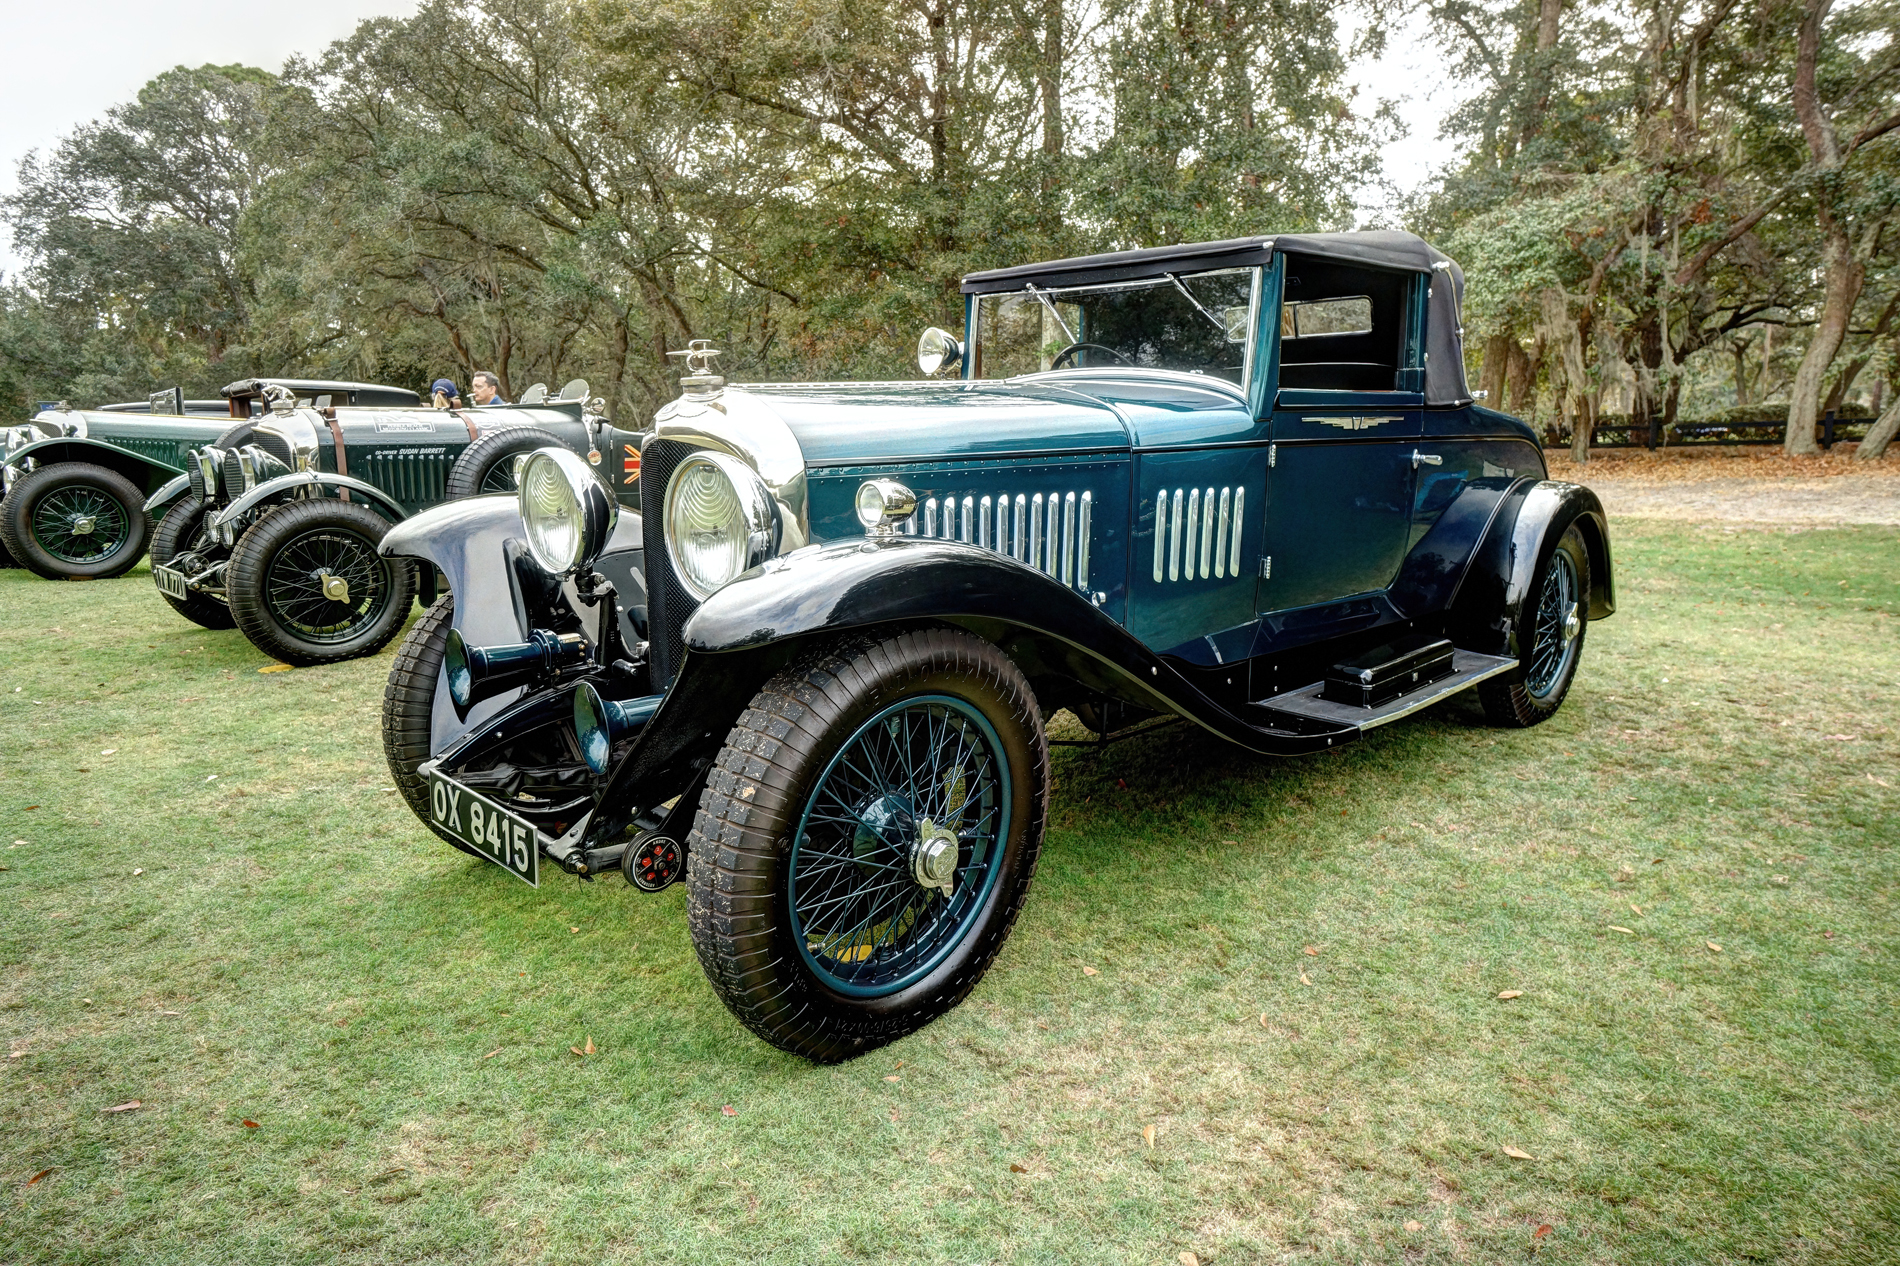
[151,377,645,665]
[0,380,418,579]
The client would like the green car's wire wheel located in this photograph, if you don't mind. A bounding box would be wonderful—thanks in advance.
[1479,523,1591,728]
[226,499,415,666]
[444,426,565,500]
[150,495,237,630]
[688,627,1048,1062]
[382,594,483,857]
[0,462,151,580]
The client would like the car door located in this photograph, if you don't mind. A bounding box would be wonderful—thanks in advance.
[1256,402,1421,617]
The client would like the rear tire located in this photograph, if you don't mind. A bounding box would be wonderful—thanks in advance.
[444,426,565,499]
[0,462,151,579]
[1479,524,1591,727]
[687,627,1048,1062]
[226,499,415,665]
[150,496,237,630]
[382,594,482,856]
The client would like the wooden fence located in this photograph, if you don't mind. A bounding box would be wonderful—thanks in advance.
[1547,413,1879,450]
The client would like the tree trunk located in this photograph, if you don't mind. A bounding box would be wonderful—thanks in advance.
[1785,224,1863,454]
[1785,0,1850,456]
[1541,289,1592,462]
[1856,396,1899,460]
[1519,0,1566,148]
[1506,338,1537,416]
[1480,332,1511,406]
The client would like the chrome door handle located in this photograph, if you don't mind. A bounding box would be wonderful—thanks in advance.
[1411,449,1442,469]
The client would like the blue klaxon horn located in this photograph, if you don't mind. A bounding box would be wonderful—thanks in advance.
[443,626,587,719]
[573,681,662,774]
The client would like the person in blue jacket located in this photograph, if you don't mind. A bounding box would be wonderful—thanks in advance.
[470,371,510,406]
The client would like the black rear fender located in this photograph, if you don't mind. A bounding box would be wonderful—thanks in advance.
[1448,480,1614,658]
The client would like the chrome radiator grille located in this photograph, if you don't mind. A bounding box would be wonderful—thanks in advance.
[1152,486,1244,583]
[905,489,1093,592]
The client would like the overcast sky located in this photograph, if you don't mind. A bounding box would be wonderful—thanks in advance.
[0,1,1456,272]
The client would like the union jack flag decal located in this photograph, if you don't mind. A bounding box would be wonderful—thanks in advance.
[623,444,641,485]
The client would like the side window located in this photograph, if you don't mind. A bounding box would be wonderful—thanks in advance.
[1276,257,1410,392]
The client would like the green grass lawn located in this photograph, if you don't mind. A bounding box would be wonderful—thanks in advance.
[2,520,1896,1264]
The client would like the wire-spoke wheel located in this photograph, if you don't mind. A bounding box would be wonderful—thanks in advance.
[0,463,151,579]
[1479,523,1591,727]
[688,628,1048,1062]
[227,499,414,665]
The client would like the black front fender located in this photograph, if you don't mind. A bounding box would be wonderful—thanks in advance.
[699,538,1351,736]
[1449,480,1614,659]
[582,537,1357,848]
[2,437,182,494]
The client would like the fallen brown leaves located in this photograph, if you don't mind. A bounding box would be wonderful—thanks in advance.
[101,1100,141,1114]
[1501,1145,1534,1160]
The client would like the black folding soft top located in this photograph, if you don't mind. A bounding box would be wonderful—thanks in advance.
[961,230,1471,407]
[220,379,422,408]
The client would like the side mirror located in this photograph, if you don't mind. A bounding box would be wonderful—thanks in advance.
[917,327,964,377]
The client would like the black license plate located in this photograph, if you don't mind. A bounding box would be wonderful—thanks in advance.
[153,565,188,601]
[425,769,540,887]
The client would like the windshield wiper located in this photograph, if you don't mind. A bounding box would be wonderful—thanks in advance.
[1021,283,1077,344]
[1166,273,1232,336]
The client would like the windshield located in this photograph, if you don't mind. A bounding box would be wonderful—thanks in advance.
[972,267,1258,385]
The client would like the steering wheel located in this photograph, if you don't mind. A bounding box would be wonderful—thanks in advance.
[1050,342,1133,370]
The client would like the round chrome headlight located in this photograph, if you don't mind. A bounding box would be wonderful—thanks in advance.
[855,478,917,535]
[664,450,777,599]
[517,447,617,577]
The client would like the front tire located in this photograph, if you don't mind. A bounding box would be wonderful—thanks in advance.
[1479,523,1591,727]
[150,496,237,630]
[688,627,1048,1062]
[226,499,415,665]
[382,594,481,856]
[0,462,151,579]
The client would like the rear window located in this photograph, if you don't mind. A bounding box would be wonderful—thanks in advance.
[1282,296,1372,339]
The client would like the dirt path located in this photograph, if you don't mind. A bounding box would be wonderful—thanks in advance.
[1544,449,1900,525]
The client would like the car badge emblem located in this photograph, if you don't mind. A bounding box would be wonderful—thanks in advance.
[1305,415,1401,431]
[623,445,641,484]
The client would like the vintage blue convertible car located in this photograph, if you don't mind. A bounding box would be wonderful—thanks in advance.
[378,231,1614,1061]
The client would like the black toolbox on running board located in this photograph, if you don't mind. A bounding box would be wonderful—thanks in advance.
[1321,636,1458,709]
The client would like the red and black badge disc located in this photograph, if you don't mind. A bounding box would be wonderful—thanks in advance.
[626,834,682,891]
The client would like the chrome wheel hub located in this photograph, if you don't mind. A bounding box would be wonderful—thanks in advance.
[318,572,350,603]
[911,818,958,897]
[1562,602,1580,643]
[70,514,96,535]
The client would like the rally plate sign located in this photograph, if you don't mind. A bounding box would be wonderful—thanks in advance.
[425,769,540,886]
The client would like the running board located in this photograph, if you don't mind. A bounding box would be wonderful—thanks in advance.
[1253,650,1517,732]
